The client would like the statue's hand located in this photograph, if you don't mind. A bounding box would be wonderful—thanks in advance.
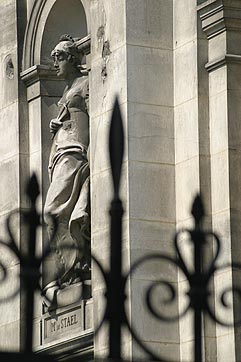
[49,118,62,134]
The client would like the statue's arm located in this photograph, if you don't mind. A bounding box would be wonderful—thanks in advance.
[49,104,69,135]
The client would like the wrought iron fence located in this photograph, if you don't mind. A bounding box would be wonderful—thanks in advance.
[0,98,240,361]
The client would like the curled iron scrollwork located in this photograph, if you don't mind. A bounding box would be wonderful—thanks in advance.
[0,99,241,362]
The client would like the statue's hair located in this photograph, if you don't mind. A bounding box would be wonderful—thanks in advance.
[52,34,83,69]
[59,34,75,43]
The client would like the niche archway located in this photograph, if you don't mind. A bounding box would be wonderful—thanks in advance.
[21,0,91,300]
[20,1,93,355]
[21,0,90,195]
[22,0,90,70]
[41,0,87,65]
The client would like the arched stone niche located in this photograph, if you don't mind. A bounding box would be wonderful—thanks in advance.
[20,1,93,354]
[21,0,91,222]
[41,0,87,65]
[21,0,91,192]
[23,0,90,69]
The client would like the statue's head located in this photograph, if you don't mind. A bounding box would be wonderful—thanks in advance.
[51,34,82,78]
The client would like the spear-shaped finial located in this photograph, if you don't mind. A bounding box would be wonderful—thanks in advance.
[26,173,40,205]
[191,194,205,227]
[109,97,124,198]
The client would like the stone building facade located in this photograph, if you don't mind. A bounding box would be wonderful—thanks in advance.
[0,0,241,361]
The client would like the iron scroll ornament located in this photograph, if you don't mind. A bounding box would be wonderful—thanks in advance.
[0,99,241,361]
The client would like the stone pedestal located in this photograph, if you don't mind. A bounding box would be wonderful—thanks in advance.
[36,298,93,360]
[41,299,93,344]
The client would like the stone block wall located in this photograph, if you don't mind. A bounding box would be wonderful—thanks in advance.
[0,0,23,351]
[126,0,178,359]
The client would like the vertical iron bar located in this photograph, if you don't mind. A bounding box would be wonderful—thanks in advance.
[24,215,36,353]
[108,98,124,360]
[23,174,40,353]
[194,237,202,362]
[109,198,123,359]
[192,196,205,362]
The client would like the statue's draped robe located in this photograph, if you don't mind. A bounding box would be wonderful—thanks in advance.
[44,76,90,289]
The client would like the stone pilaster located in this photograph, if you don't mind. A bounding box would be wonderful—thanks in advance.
[199,1,241,361]
[174,1,200,360]
[89,0,129,357]
[197,10,218,362]
[127,0,178,359]
[90,0,180,360]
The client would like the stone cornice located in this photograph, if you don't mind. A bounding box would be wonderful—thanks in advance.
[20,63,89,90]
[197,0,222,12]
[20,64,60,87]
[205,53,241,72]
[198,0,241,38]
[199,4,225,39]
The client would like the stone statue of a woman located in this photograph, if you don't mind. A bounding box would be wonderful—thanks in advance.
[43,34,90,296]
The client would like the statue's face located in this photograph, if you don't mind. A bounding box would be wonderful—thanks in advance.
[51,41,77,79]
[52,51,75,79]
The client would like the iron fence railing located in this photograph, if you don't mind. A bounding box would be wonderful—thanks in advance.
[0,98,240,361]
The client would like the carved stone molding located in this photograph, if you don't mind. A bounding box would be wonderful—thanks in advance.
[198,0,241,39]
[20,64,60,101]
[198,0,241,71]
[20,64,58,86]
[205,53,241,72]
